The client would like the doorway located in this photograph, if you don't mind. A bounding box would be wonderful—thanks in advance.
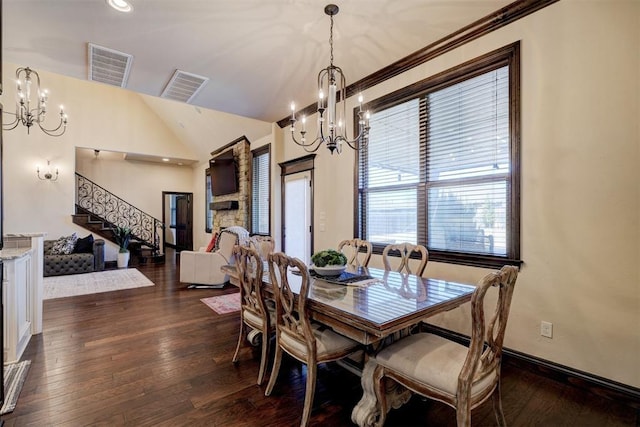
[162,192,193,252]
[280,155,315,265]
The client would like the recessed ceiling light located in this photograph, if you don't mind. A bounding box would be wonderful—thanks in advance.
[162,158,170,162]
[107,0,133,13]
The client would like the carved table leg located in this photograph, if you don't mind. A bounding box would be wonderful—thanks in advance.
[352,360,413,427]
[352,360,384,427]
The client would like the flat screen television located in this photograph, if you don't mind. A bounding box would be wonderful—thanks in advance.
[209,150,238,196]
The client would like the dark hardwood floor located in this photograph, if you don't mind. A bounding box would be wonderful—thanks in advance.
[2,249,638,426]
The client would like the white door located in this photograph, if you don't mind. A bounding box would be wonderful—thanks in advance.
[284,171,312,265]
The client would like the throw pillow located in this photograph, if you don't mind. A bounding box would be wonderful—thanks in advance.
[50,233,78,255]
[205,232,218,252]
[74,234,94,254]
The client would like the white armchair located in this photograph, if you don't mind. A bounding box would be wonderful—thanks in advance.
[179,226,249,288]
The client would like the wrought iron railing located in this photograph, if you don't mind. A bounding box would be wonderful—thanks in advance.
[75,173,164,251]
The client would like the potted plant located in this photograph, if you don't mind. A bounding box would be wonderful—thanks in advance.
[113,226,132,268]
[311,249,347,276]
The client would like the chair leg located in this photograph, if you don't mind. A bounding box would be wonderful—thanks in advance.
[265,344,282,396]
[300,362,317,427]
[232,321,244,363]
[256,327,270,385]
[456,404,472,427]
[492,381,507,426]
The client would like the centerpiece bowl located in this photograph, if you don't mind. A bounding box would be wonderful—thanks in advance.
[313,265,346,276]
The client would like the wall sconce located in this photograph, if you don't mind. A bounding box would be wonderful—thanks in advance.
[37,160,59,181]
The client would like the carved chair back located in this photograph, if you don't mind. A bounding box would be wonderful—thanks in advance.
[382,242,429,276]
[267,252,315,359]
[462,265,518,390]
[234,245,269,325]
[337,239,372,268]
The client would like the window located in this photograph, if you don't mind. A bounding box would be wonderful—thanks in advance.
[357,43,520,268]
[205,168,213,233]
[251,145,271,235]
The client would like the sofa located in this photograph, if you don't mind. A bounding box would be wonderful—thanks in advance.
[179,226,249,288]
[43,236,106,277]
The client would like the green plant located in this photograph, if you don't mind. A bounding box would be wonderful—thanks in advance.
[311,249,347,267]
[113,226,132,253]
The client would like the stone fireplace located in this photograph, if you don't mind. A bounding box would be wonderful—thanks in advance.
[210,136,251,231]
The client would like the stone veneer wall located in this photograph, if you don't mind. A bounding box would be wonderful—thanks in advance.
[211,137,251,231]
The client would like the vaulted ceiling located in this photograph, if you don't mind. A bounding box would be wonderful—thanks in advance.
[3,0,513,125]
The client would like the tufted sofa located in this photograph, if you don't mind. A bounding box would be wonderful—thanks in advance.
[43,238,106,277]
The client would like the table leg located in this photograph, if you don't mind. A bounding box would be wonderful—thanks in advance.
[352,359,413,427]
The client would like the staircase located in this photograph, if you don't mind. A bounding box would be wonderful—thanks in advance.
[73,173,165,265]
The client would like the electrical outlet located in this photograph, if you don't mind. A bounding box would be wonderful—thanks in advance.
[541,321,553,338]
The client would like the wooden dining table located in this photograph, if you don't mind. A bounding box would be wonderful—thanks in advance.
[223,263,476,426]
[224,263,475,346]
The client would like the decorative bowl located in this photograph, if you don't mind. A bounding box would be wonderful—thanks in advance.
[313,265,346,277]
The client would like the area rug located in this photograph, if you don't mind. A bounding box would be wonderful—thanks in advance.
[201,292,240,314]
[43,268,154,299]
[1,360,31,415]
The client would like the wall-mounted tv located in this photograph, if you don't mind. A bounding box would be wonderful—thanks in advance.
[209,150,238,196]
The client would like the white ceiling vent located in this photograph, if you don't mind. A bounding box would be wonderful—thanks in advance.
[87,43,133,88]
[161,70,209,103]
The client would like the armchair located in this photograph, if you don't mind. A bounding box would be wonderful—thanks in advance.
[179,226,249,288]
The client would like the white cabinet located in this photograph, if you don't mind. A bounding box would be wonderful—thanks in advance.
[3,250,33,363]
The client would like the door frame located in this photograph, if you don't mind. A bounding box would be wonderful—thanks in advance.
[279,154,315,257]
[162,191,193,252]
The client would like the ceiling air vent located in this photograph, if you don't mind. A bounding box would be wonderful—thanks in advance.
[87,43,133,88]
[161,70,209,103]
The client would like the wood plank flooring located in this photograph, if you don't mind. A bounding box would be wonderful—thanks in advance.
[2,250,638,426]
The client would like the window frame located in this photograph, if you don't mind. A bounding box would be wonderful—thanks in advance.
[355,42,521,269]
[251,144,271,236]
[205,168,213,233]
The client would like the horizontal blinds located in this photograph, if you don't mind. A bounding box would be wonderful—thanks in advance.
[361,99,421,189]
[252,150,270,234]
[427,66,509,181]
[358,65,510,257]
[426,66,509,256]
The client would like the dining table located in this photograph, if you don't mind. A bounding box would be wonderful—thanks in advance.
[222,262,477,426]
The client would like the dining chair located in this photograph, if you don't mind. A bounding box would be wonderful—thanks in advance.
[337,238,372,268]
[265,252,361,427]
[231,245,274,386]
[382,242,429,276]
[368,265,519,427]
[249,235,276,260]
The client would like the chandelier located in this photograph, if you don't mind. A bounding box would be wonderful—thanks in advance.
[289,4,370,154]
[3,67,68,137]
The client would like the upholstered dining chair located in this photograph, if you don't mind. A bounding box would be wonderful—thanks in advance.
[382,242,429,276]
[265,252,361,427]
[337,238,372,268]
[368,265,519,427]
[231,245,274,386]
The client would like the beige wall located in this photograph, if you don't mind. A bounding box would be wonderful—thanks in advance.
[2,0,637,389]
[278,1,640,387]
[1,63,198,260]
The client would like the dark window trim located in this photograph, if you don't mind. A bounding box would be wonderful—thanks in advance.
[251,144,271,236]
[355,42,521,270]
[205,167,213,233]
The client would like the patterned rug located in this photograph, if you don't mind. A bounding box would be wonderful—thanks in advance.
[201,292,240,314]
[1,360,31,415]
[43,268,154,299]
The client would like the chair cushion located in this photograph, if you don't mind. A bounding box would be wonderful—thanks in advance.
[374,333,496,397]
[280,323,358,360]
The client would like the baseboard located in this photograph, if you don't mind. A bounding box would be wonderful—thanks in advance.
[421,324,640,409]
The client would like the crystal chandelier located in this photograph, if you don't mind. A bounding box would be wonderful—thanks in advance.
[289,4,370,154]
[3,67,68,137]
